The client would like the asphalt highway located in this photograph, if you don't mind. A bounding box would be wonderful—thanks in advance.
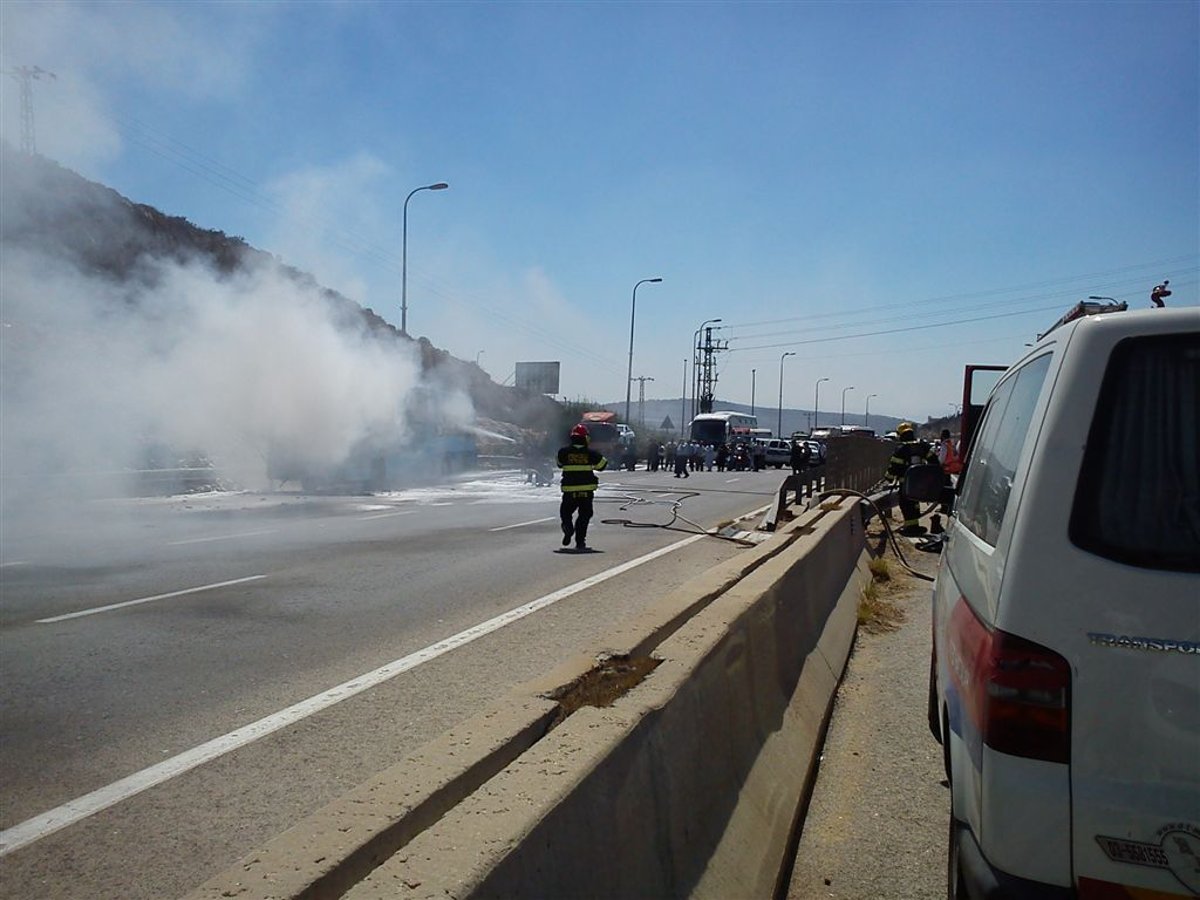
[0,466,781,898]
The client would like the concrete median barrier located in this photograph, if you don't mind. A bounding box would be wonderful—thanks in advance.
[187,497,868,900]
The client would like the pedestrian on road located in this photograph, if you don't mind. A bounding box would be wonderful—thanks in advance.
[789,439,810,475]
[674,440,691,478]
[557,424,607,551]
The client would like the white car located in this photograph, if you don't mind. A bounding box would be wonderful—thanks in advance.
[754,438,792,468]
[908,307,1198,898]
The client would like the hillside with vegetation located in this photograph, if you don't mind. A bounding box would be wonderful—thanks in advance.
[0,142,563,437]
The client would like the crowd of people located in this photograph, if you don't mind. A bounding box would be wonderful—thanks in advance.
[552,420,963,549]
[643,439,778,477]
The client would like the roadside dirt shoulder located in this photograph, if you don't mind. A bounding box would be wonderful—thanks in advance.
[786,520,947,900]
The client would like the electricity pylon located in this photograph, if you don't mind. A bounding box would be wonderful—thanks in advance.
[5,65,55,155]
[633,376,655,428]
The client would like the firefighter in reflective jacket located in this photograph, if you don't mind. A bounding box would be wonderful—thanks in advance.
[888,422,939,536]
[557,424,608,550]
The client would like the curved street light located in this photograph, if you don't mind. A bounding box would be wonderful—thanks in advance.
[401,182,449,336]
[750,368,756,416]
[840,385,855,426]
[813,377,829,431]
[626,278,663,424]
[865,393,878,430]
[778,352,796,437]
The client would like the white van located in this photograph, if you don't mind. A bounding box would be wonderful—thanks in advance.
[908,307,1199,898]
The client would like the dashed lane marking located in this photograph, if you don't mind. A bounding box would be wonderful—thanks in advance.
[35,575,268,624]
[1,533,705,856]
[166,529,275,546]
[489,516,557,532]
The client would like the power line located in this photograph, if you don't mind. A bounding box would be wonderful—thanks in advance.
[727,276,1198,354]
[726,269,1199,345]
[722,255,1197,332]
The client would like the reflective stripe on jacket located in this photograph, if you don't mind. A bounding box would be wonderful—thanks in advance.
[887,439,938,480]
[557,442,607,492]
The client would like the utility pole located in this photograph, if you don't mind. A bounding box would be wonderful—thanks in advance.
[633,376,655,428]
[6,65,55,155]
[696,324,727,417]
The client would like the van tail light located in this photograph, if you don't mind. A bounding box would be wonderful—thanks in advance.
[949,599,1071,764]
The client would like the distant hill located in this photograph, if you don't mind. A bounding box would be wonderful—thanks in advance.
[0,142,561,433]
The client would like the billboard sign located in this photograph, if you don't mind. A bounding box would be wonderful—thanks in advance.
[515,361,560,394]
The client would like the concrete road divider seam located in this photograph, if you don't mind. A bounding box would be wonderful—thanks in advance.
[187,498,860,900]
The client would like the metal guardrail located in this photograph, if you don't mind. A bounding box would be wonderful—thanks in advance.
[761,437,896,531]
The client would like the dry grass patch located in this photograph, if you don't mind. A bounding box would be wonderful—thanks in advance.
[859,556,905,633]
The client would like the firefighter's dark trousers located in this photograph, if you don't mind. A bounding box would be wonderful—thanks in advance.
[560,491,595,545]
[898,492,921,528]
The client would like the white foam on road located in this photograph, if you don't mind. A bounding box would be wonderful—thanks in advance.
[0,532,705,856]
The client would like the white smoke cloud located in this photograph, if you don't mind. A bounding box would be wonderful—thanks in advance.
[261,153,395,309]
[0,243,476,504]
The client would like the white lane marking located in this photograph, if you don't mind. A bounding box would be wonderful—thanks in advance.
[166,529,275,546]
[358,510,414,521]
[1,561,30,568]
[489,516,557,532]
[725,478,741,483]
[36,576,268,624]
[0,533,704,856]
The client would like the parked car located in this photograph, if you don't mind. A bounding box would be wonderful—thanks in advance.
[754,438,792,468]
[907,307,1198,898]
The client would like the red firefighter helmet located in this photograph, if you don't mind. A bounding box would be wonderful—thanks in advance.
[570,424,589,441]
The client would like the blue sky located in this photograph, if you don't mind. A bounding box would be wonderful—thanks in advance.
[3,0,1197,425]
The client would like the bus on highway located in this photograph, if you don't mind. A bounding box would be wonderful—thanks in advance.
[689,411,758,445]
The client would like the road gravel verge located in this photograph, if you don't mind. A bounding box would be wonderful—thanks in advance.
[786,520,948,900]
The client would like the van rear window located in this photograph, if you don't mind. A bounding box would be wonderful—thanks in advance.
[1070,333,1200,572]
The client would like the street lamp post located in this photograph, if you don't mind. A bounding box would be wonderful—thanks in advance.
[813,377,829,431]
[778,352,796,437]
[750,369,756,416]
[401,182,449,336]
[865,393,878,430]
[681,359,688,438]
[841,386,855,426]
[475,350,485,366]
[626,277,663,424]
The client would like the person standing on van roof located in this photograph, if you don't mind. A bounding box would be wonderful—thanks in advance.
[887,422,939,536]
[557,424,607,551]
[1151,280,1171,308]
